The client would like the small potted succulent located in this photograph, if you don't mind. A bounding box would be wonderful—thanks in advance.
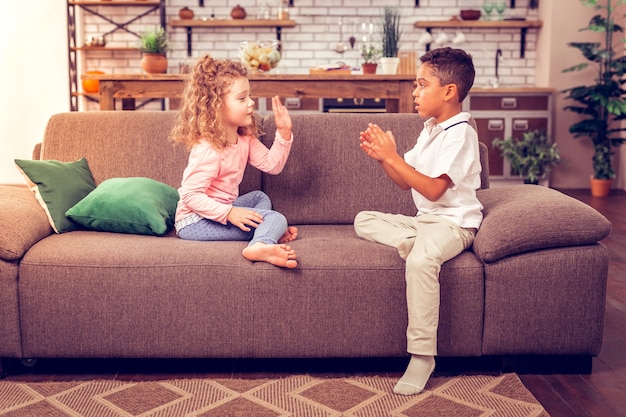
[360,43,381,74]
[137,27,170,74]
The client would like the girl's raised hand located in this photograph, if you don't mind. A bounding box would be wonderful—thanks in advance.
[271,95,292,141]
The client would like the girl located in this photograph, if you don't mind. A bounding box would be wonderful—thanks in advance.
[170,54,298,268]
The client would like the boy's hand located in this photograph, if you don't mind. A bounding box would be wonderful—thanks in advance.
[271,95,292,141]
[359,123,397,162]
[228,207,263,232]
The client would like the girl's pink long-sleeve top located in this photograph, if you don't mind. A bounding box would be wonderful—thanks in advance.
[175,131,292,225]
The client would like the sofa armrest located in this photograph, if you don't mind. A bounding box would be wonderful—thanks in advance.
[0,185,53,261]
[473,185,611,263]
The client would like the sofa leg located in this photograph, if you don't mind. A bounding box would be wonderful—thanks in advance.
[21,358,38,368]
[0,358,4,379]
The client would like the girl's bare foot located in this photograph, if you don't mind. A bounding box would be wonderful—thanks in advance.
[278,226,298,244]
[242,242,298,268]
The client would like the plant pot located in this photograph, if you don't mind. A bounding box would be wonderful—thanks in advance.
[362,63,377,75]
[141,53,168,74]
[590,177,612,197]
[379,57,400,74]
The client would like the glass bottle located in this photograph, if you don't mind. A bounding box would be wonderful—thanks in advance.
[277,0,289,20]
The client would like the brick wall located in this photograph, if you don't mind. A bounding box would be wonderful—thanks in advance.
[77,0,540,110]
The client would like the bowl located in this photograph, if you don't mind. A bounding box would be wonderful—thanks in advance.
[239,41,281,72]
[460,9,481,21]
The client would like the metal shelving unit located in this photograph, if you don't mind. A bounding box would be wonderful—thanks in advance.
[66,0,166,111]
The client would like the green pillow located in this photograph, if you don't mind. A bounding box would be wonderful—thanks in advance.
[65,177,179,236]
[15,158,96,233]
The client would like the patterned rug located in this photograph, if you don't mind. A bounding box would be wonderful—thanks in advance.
[0,373,549,416]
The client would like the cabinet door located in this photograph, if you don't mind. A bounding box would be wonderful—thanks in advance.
[474,117,505,176]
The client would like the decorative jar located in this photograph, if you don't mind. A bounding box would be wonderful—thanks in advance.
[231,5,247,19]
[178,7,194,19]
[239,41,281,72]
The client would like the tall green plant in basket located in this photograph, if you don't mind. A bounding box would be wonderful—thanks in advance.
[562,0,626,182]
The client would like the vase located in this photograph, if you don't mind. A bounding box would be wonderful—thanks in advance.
[141,53,168,74]
[231,5,247,19]
[178,7,194,20]
[590,177,612,197]
[379,57,400,74]
[362,63,377,75]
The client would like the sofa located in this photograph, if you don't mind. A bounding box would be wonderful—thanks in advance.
[0,111,611,375]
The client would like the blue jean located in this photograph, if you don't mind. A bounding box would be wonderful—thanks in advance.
[177,190,288,246]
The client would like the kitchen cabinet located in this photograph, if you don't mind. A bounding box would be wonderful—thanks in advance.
[67,0,166,111]
[464,90,553,182]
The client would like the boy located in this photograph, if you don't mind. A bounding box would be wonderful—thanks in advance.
[354,47,483,396]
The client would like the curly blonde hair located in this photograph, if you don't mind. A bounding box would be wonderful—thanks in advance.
[169,54,259,150]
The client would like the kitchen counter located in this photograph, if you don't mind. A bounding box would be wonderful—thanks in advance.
[470,87,556,94]
[81,73,417,112]
[80,73,555,111]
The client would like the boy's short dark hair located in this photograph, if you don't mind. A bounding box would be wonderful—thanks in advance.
[420,47,475,102]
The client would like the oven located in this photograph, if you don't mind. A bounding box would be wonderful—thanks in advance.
[323,98,386,113]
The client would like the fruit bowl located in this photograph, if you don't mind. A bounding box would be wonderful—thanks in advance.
[239,41,281,72]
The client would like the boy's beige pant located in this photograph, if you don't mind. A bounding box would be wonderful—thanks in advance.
[354,211,476,356]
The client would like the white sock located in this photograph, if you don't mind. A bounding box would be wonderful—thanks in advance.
[393,354,435,396]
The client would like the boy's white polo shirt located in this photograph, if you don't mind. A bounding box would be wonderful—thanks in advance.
[404,112,483,229]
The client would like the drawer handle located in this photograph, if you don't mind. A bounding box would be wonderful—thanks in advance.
[488,120,504,131]
[513,120,529,130]
[501,97,517,109]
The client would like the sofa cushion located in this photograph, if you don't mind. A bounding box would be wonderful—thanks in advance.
[66,177,179,236]
[474,185,612,262]
[14,158,96,233]
[0,185,52,261]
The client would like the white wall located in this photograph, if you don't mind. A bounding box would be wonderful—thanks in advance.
[0,0,69,185]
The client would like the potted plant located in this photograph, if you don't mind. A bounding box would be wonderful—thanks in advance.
[562,0,626,196]
[492,130,562,185]
[379,6,402,74]
[360,42,381,74]
[137,27,170,74]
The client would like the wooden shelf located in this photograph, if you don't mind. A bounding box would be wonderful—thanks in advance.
[72,46,140,51]
[170,19,297,57]
[414,19,542,58]
[170,19,296,28]
[68,1,161,5]
[414,20,542,29]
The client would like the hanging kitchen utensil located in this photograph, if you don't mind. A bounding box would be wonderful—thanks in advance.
[335,19,347,54]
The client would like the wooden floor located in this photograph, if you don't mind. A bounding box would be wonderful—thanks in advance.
[1,189,624,417]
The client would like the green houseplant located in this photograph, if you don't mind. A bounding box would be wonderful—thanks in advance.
[562,0,626,195]
[381,6,402,58]
[379,6,402,74]
[360,43,381,74]
[492,130,562,185]
[137,27,170,73]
